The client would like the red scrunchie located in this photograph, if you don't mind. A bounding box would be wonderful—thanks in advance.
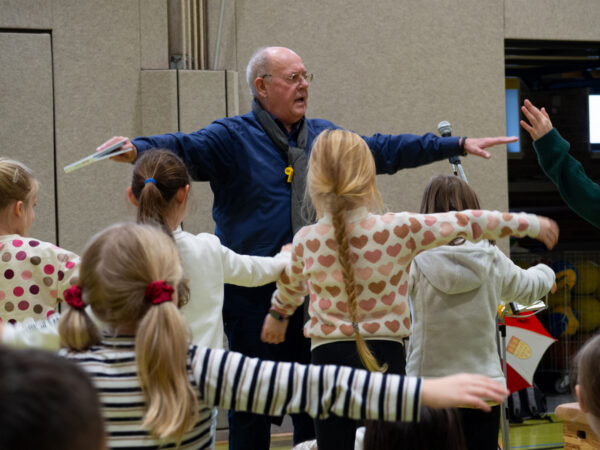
[145,280,174,305]
[64,286,85,310]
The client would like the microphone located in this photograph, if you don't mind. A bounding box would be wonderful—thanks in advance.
[437,121,468,183]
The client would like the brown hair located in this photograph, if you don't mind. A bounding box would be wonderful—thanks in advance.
[131,150,191,236]
[364,407,466,450]
[0,346,106,450]
[59,222,196,443]
[575,333,600,419]
[0,157,38,210]
[420,174,495,246]
[308,129,385,372]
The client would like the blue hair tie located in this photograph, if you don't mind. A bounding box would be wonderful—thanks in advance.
[144,178,156,186]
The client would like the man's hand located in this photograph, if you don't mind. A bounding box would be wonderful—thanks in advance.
[96,136,138,163]
[520,99,554,141]
[463,136,518,159]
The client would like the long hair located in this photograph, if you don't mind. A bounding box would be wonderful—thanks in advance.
[0,157,38,210]
[420,174,495,246]
[131,150,191,237]
[575,334,600,419]
[364,407,467,450]
[308,129,385,372]
[58,223,196,443]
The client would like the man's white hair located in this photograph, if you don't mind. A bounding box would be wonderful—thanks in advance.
[246,47,272,98]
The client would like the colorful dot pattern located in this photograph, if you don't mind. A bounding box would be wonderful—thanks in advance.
[0,235,79,324]
[272,208,539,341]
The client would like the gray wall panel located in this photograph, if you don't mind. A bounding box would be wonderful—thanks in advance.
[141,70,178,135]
[0,0,52,29]
[52,0,142,253]
[505,0,600,40]
[139,0,169,69]
[0,32,55,243]
[178,70,229,235]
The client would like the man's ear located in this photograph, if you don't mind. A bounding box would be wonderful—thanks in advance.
[126,186,138,206]
[176,184,190,204]
[576,384,589,413]
[254,77,268,99]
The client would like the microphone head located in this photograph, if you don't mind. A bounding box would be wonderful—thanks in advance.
[437,121,452,137]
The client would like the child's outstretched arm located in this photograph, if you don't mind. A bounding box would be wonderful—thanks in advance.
[421,374,508,412]
[193,347,509,422]
[403,210,559,254]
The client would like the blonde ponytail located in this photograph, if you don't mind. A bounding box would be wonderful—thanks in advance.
[137,301,198,442]
[59,307,101,351]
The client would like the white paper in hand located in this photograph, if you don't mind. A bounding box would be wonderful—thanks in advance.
[64,139,129,173]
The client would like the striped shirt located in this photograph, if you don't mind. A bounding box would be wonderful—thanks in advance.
[61,334,422,449]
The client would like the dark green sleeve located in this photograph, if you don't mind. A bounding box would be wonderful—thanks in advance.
[534,128,600,229]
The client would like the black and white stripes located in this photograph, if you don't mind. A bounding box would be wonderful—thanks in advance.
[63,335,422,448]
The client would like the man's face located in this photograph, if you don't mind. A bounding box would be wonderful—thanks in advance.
[260,49,309,131]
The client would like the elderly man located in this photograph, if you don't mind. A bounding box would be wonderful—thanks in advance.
[101,46,515,450]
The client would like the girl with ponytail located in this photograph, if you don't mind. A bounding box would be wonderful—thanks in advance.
[261,129,560,449]
[59,222,512,449]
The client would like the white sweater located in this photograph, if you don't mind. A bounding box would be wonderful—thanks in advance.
[174,228,289,349]
[406,241,554,384]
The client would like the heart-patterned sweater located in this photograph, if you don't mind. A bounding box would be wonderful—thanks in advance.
[271,207,540,349]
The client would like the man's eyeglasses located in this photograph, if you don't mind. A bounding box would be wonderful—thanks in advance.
[261,72,314,84]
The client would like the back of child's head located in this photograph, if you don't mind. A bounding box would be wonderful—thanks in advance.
[0,345,106,450]
[308,130,385,372]
[308,129,382,216]
[363,407,466,450]
[0,157,37,211]
[131,150,191,234]
[59,222,196,443]
[420,174,481,214]
[575,334,600,422]
[420,174,494,246]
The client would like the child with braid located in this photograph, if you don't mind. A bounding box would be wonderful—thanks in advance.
[59,222,509,449]
[260,129,559,450]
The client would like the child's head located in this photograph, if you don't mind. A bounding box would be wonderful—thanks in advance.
[308,129,382,217]
[129,150,191,234]
[420,174,481,214]
[308,130,385,372]
[420,174,494,246]
[0,157,38,235]
[363,407,466,450]
[575,333,600,437]
[59,222,196,443]
[0,346,106,450]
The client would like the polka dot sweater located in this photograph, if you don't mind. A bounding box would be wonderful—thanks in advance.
[271,207,540,349]
[0,235,79,324]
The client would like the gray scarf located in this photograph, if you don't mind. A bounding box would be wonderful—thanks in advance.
[252,99,314,234]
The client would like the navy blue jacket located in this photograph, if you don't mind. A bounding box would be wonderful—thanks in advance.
[133,111,461,313]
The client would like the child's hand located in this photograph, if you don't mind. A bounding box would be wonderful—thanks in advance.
[421,374,509,412]
[520,99,554,141]
[550,282,557,294]
[261,313,288,344]
[96,136,138,163]
[280,244,293,253]
[536,216,559,249]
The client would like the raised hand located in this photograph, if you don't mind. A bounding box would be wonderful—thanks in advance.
[96,136,138,163]
[520,99,553,141]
